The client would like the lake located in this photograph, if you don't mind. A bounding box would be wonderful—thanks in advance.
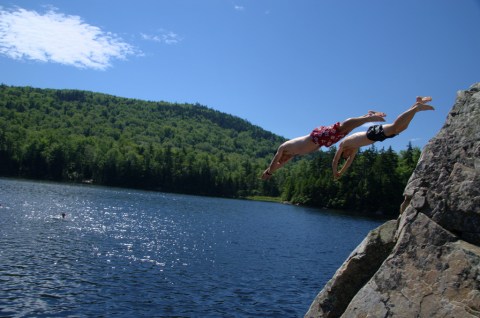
[0,178,385,317]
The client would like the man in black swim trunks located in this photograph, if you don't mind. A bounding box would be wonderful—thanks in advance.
[332,96,434,179]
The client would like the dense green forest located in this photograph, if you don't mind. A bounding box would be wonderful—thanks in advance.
[0,85,420,216]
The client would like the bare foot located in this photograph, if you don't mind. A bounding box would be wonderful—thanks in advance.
[366,111,386,122]
[368,110,387,117]
[415,103,435,111]
[414,96,434,111]
[416,96,432,104]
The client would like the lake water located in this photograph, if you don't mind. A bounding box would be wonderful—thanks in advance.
[0,178,384,317]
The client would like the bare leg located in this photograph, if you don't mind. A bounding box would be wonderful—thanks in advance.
[338,111,386,135]
[383,97,434,136]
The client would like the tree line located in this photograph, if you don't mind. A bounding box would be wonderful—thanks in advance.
[274,143,421,215]
[0,85,420,216]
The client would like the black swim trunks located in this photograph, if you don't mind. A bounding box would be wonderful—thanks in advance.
[366,125,396,142]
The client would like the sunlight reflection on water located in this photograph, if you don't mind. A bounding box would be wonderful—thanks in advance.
[0,178,384,317]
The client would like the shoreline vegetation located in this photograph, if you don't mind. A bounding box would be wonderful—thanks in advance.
[0,85,420,217]
[246,195,284,203]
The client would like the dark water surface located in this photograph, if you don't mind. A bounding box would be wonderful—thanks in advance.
[0,178,384,317]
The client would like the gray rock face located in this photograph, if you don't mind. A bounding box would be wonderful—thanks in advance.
[305,221,397,318]
[343,213,480,317]
[403,83,480,245]
[305,84,480,318]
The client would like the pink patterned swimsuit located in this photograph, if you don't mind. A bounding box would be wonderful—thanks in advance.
[310,122,345,147]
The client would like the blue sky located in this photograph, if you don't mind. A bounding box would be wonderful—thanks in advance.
[1,0,479,151]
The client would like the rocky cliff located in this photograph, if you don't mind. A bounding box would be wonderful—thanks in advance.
[306,83,480,318]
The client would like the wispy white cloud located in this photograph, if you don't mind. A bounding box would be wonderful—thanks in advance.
[0,7,137,70]
[141,29,182,45]
[234,5,245,11]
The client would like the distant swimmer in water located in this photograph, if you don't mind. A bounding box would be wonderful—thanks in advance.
[261,110,387,180]
[61,213,66,219]
[332,96,434,180]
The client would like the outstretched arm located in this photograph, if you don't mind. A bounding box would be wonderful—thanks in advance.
[332,144,344,179]
[262,135,319,180]
[332,145,358,180]
[262,146,294,180]
[336,150,357,179]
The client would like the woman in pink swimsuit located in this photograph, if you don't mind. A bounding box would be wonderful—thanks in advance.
[261,110,386,180]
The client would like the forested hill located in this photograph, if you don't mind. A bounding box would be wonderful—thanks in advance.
[0,85,284,196]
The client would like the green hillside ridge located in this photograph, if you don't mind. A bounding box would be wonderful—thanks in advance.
[0,85,419,215]
[0,85,285,197]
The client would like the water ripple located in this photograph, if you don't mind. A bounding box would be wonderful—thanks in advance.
[0,178,383,317]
